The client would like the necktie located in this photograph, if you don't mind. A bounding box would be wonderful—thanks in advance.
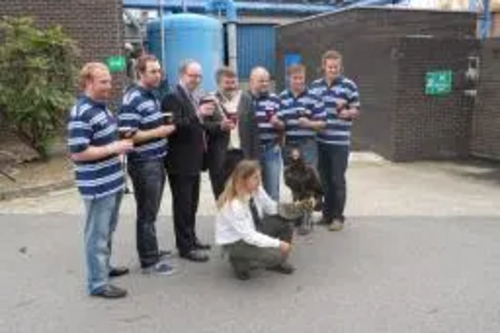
[249,197,262,230]
[188,91,207,152]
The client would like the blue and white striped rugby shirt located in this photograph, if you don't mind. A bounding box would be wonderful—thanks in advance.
[309,76,360,146]
[67,95,125,199]
[118,85,167,162]
[279,88,326,142]
[252,92,283,144]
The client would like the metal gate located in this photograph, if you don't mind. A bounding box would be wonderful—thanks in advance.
[236,24,277,79]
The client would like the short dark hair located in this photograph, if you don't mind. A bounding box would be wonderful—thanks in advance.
[136,54,159,75]
[215,66,237,83]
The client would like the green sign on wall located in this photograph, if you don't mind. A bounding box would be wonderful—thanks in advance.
[105,55,126,73]
[425,70,453,95]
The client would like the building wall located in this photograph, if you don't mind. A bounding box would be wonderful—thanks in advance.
[471,38,500,160]
[0,0,126,97]
[393,37,479,161]
[0,0,125,157]
[277,7,481,161]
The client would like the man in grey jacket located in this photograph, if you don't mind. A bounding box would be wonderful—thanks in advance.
[237,67,284,201]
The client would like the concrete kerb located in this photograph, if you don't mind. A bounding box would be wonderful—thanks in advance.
[0,178,74,202]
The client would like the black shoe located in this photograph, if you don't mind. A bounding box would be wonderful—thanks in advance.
[180,250,209,263]
[109,266,129,278]
[235,270,251,281]
[266,262,295,275]
[194,241,211,250]
[91,285,127,299]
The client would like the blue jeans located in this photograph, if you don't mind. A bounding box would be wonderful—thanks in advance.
[317,143,349,222]
[259,143,282,201]
[128,158,165,268]
[83,191,123,294]
[283,137,318,169]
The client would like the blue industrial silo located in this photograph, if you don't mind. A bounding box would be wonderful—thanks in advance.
[147,13,223,92]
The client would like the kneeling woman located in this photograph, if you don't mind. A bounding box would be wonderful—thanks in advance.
[215,160,295,280]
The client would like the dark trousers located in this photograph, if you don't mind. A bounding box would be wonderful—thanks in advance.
[225,215,293,273]
[167,173,200,255]
[208,166,225,200]
[317,143,350,222]
[128,159,165,268]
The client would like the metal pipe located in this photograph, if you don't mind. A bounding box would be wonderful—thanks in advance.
[158,0,166,68]
[206,0,238,70]
[227,22,237,71]
[124,0,336,14]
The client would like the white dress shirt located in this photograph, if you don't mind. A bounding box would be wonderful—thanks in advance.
[215,186,281,248]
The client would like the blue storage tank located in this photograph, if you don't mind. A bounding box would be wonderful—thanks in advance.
[147,13,223,92]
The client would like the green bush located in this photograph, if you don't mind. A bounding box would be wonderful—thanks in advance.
[0,17,79,159]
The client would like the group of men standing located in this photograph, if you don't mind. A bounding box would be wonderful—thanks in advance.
[67,49,360,299]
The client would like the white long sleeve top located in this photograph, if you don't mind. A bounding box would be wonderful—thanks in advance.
[215,186,281,248]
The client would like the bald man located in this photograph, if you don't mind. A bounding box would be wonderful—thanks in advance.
[161,60,216,263]
[237,67,284,201]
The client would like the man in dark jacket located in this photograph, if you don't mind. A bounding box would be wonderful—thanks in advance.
[161,60,215,262]
[237,67,284,201]
[205,66,242,199]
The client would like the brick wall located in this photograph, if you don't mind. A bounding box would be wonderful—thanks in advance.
[471,38,500,160]
[0,0,125,97]
[393,37,479,161]
[0,0,125,157]
[277,7,481,161]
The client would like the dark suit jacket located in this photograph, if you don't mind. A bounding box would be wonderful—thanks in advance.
[204,91,230,174]
[237,91,260,159]
[161,84,219,175]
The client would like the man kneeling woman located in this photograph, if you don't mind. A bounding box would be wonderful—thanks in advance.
[215,160,295,280]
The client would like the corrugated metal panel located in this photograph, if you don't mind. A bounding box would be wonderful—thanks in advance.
[237,24,276,79]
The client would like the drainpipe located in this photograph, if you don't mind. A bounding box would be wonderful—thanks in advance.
[226,2,238,72]
[207,0,238,72]
[158,0,166,68]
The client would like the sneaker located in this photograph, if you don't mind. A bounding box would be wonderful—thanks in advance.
[142,261,176,276]
[90,284,127,299]
[328,219,344,232]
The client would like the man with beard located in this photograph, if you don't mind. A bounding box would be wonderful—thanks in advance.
[67,63,133,298]
[119,55,176,275]
[205,66,242,199]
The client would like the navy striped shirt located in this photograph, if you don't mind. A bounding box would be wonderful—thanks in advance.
[279,89,326,142]
[67,96,125,199]
[252,93,282,144]
[309,76,360,146]
[118,85,167,162]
